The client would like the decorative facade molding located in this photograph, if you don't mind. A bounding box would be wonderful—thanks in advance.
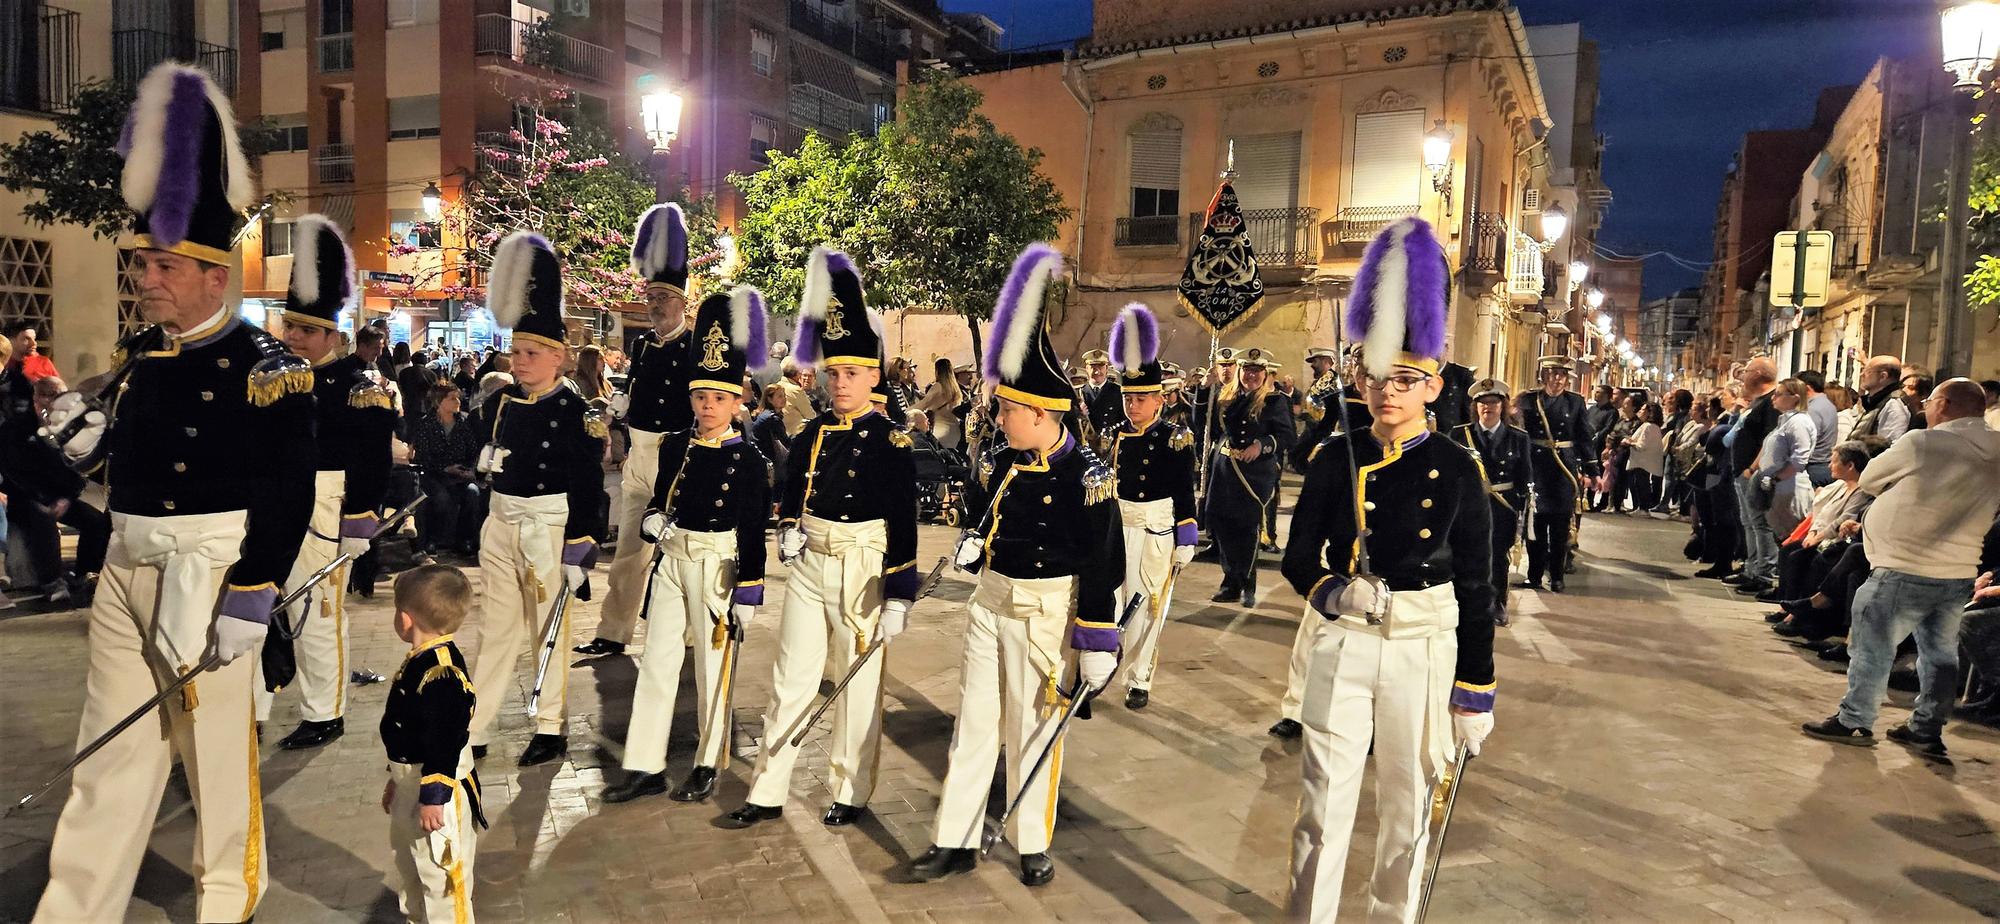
[1226,87,1309,110]
[1131,111,1184,134]
[1356,86,1420,113]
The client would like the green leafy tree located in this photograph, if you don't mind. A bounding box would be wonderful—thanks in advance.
[731,131,884,308]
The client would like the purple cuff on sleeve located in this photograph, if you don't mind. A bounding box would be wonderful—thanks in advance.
[218,586,277,625]
[1174,522,1198,546]
[883,566,919,602]
[1450,683,1496,712]
[732,583,765,606]
[562,540,597,568]
[340,514,380,540]
[1309,576,1346,618]
[1069,624,1120,652]
[418,782,454,806]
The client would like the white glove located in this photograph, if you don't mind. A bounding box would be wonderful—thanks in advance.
[778,524,806,564]
[475,444,510,474]
[564,563,589,590]
[1078,650,1117,692]
[1330,575,1392,620]
[609,391,631,419]
[952,532,985,570]
[340,536,372,559]
[873,599,910,644]
[1172,544,1196,567]
[639,511,674,544]
[212,615,265,666]
[729,603,756,634]
[1453,710,1494,757]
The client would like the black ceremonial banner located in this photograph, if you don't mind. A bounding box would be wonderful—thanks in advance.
[1177,181,1265,336]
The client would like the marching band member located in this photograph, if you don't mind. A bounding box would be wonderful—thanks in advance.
[603,286,772,805]
[1104,304,1196,710]
[464,232,609,768]
[1078,348,1124,445]
[1520,357,1592,592]
[36,63,318,923]
[1205,347,1294,608]
[908,243,1125,887]
[1451,379,1533,626]
[261,214,397,751]
[720,247,919,830]
[578,203,695,657]
[1280,217,1495,923]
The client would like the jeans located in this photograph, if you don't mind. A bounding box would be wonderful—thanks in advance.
[1734,475,1778,585]
[1838,569,1975,735]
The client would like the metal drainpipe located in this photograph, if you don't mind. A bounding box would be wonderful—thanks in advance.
[1061,54,1094,279]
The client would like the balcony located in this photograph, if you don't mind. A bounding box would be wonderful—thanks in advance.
[476,130,524,178]
[112,28,236,96]
[1464,212,1508,276]
[0,4,79,113]
[313,143,354,185]
[788,0,903,75]
[1506,231,1545,304]
[1240,207,1320,266]
[1116,216,1180,248]
[474,15,614,85]
[1826,225,1867,275]
[1333,205,1418,244]
[317,33,353,73]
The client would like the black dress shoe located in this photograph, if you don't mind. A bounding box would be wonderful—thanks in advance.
[1773,620,1808,639]
[1258,541,1281,555]
[716,803,783,829]
[1125,689,1149,710]
[572,637,626,656]
[1209,585,1240,603]
[278,717,344,751]
[671,766,718,803]
[1268,718,1302,739]
[517,734,567,767]
[1519,578,1544,591]
[1020,852,1055,886]
[1765,611,1788,623]
[1720,572,1749,586]
[603,772,668,803]
[1754,588,1784,604]
[908,846,977,882]
[1732,581,1772,597]
[822,802,868,826]
[471,745,488,760]
[1693,564,1733,579]
[1818,643,1850,663]
[1548,578,1566,594]
[1239,587,1258,608]
[1780,598,1821,618]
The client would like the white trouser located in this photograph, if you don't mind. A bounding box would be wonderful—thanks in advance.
[37,511,265,924]
[255,470,347,722]
[595,427,666,645]
[1289,583,1459,924]
[385,760,478,924]
[1280,607,1315,722]
[931,570,1074,855]
[467,492,570,743]
[1116,497,1177,691]
[621,528,737,774]
[746,516,886,808]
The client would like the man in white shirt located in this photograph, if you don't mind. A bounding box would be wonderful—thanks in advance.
[1797,370,1839,486]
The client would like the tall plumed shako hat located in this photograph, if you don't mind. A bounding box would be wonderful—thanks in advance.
[118,63,257,266]
[686,285,771,396]
[795,246,882,369]
[489,231,568,350]
[631,203,689,295]
[1345,216,1450,378]
[983,243,1073,412]
[1110,303,1164,394]
[283,214,354,329]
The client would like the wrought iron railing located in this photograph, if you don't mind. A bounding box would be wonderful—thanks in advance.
[1465,212,1508,274]
[0,4,79,112]
[317,33,353,73]
[1827,225,1868,272]
[313,143,354,185]
[1116,216,1180,247]
[112,28,236,95]
[476,130,524,177]
[1507,231,1544,299]
[473,15,614,84]
[1334,205,1418,244]
[1241,206,1321,266]
[787,0,902,75]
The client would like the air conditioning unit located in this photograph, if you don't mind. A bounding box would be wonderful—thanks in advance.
[1522,188,1542,213]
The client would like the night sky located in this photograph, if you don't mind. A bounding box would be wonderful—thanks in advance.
[942,0,1943,298]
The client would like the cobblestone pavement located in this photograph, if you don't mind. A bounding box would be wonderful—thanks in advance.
[7,509,2000,922]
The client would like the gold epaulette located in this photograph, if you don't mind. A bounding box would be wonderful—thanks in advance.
[419,648,475,694]
[583,409,610,440]
[348,381,394,410]
[1083,462,1116,505]
[248,355,314,407]
[889,429,913,449]
[1169,425,1193,451]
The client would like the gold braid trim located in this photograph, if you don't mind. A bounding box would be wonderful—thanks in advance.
[1169,425,1193,451]
[584,410,610,440]
[888,429,913,449]
[1083,463,1117,505]
[248,362,315,407]
[348,384,395,410]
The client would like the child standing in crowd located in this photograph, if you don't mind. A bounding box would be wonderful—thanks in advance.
[381,565,487,924]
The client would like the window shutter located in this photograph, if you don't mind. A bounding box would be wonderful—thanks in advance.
[1348,110,1423,209]
[1230,131,1301,211]
[1129,132,1181,191]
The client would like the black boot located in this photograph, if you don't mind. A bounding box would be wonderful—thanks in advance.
[1548,576,1566,594]
[573,637,626,656]
[822,802,868,826]
[907,846,977,882]
[1209,583,1240,603]
[1239,581,1258,609]
[278,717,344,751]
[671,766,717,803]
[517,734,567,767]
[715,802,783,830]
[1125,689,1149,710]
[1020,852,1055,886]
[603,772,668,803]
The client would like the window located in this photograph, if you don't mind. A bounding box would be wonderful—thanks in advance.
[265,221,294,257]
[1128,130,1181,218]
[0,236,54,344]
[750,114,778,160]
[1348,109,1423,209]
[388,95,441,140]
[387,0,438,26]
[1231,131,1302,211]
[264,114,309,153]
[390,211,441,249]
[261,29,286,51]
[751,28,775,77]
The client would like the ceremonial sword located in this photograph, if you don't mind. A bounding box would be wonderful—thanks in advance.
[525,580,575,719]
[1416,743,1474,923]
[272,496,427,640]
[7,496,427,819]
[784,557,950,750]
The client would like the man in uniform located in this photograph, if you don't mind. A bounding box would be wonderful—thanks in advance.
[907,243,1125,887]
[720,246,919,830]
[1451,379,1532,627]
[1280,217,1494,922]
[577,203,694,657]
[1206,347,1294,608]
[1104,305,1197,709]
[1519,357,1592,592]
[35,63,318,923]
[1079,348,1124,443]
[258,214,397,750]
[603,286,771,805]
[465,232,609,768]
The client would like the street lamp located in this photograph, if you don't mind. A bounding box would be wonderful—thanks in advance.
[1586,288,1606,309]
[1942,2,2000,88]
[640,83,685,154]
[1422,120,1454,217]
[1569,260,1590,285]
[421,181,442,219]
[1595,314,1612,333]
[1936,1,2000,377]
[1538,202,1569,250]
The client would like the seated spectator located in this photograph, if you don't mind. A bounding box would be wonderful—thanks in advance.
[4,322,57,383]
[1771,440,1877,639]
[1802,379,2000,758]
[0,370,107,607]
[408,383,483,558]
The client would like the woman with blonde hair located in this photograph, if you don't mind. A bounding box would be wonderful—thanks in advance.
[572,343,612,402]
[913,356,966,449]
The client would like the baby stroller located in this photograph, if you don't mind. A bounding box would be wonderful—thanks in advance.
[910,436,971,528]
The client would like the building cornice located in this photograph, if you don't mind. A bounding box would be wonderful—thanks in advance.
[1079,0,1502,59]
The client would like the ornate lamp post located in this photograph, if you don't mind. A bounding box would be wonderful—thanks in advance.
[1937,2,2000,376]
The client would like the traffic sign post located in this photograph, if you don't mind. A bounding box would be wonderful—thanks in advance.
[1769,230,1833,309]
